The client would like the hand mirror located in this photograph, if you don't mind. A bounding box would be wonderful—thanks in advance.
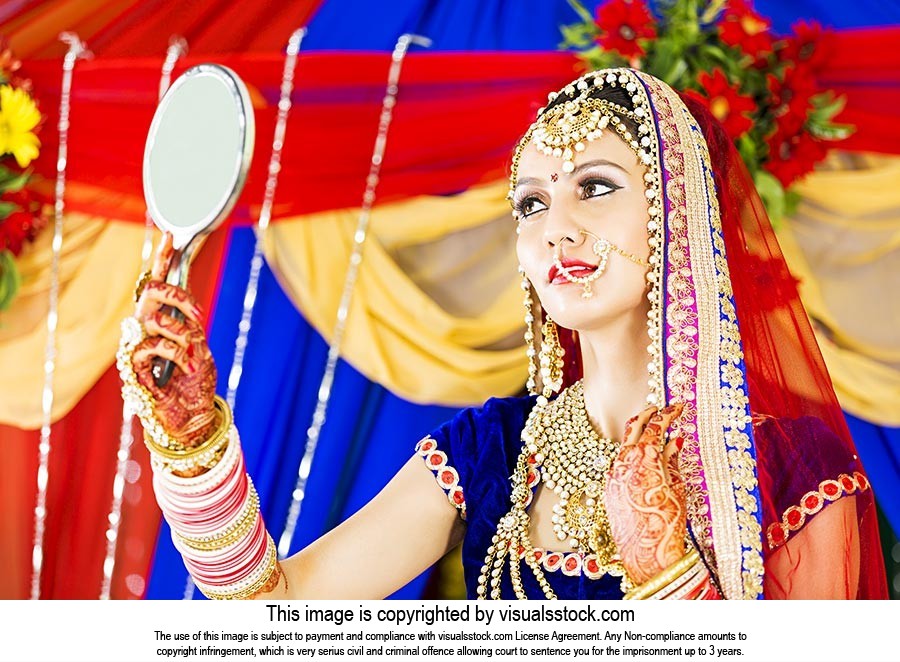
[143,63,255,386]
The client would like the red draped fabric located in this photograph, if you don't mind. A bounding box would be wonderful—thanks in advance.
[23,53,580,224]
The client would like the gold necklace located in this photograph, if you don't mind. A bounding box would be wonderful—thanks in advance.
[476,381,631,600]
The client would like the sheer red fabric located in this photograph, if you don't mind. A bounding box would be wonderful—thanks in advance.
[683,95,886,599]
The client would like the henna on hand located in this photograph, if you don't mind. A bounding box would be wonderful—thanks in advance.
[605,404,687,584]
[131,232,218,449]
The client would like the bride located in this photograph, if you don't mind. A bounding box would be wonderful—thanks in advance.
[118,67,887,600]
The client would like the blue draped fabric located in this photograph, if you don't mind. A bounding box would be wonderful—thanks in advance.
[146,0,900,598]
[845,413,900,537]
[302,0,900,53]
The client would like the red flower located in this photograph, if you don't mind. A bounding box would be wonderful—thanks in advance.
[767,66,817,135]
[718,0,773,58]
[0,188,47,256]
[683,70,756,140]
[779,20,833,74]
[765,129,826,188]
[595,0,657,59]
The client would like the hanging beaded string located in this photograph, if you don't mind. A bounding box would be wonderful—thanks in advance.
[480,69,666,599]
[175,26,307,602]
[277,33,432,558]
[99,37,188,601]
[225,27,306,410]
[30,32,92,601]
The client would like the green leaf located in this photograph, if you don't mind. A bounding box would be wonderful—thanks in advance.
[0,201,20,219]
[0,166,31,193]
[784,188,802,219]
[808,121,855,141]
[753,170,786,227]
[566,0,595,24]
[645,39,686,84]
[0,250,22,312]
[559,22,596,50]
[807,91,847,123]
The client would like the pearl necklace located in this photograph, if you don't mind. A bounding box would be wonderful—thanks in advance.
[477,381,631,599]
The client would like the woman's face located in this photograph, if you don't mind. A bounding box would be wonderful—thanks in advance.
[513,127,652,333]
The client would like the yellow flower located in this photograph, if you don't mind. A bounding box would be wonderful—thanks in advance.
[0,84,41,167]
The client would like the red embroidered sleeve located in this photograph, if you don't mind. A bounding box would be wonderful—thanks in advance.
[415,436,467,520]
[766,471,870,549]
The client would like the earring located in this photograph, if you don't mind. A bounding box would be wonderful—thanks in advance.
[539,317,565,398]
[520,267,538,395]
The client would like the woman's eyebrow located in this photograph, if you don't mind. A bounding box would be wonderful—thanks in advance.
[571,159,629,176]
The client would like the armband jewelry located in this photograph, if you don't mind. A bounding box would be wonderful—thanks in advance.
[623,548,700,600]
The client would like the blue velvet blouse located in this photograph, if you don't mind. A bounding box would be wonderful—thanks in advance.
[418,395,861,600]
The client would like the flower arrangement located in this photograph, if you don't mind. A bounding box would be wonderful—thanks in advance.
[0,38,48,312]
[560,0,852,222]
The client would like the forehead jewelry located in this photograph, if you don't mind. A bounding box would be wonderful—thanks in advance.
[550,173,559,182]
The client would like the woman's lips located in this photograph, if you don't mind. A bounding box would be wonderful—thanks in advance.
[548,258,598,285]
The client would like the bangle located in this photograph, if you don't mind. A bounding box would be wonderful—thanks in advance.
[145,396,232,472]
[623,548,700,600]
[193,533,280,600]
[158,425,242,495]
[174,482,261,552]
[656,559,707,600]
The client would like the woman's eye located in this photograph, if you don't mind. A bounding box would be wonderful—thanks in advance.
[516,196,548,219]
[581,179,619,199]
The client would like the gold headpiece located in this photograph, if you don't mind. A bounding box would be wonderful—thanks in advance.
[509,69,658,211]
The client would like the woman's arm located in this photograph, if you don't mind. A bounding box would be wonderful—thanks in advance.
[268,455,466,600]
[126,233,465,599]
[764,496,861,599]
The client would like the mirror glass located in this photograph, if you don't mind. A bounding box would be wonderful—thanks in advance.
[143,64,254,250]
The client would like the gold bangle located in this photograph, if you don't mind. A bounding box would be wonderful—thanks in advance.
[145,396,233,472]
[623,548,700,600]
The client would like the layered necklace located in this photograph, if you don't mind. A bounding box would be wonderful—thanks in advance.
[476,380,632,599]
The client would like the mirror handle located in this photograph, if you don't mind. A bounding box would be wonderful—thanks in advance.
[152,305,183,387]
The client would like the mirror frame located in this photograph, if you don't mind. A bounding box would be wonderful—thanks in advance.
[142,63,255,251]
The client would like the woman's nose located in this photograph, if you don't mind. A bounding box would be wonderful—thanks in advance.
[543,206,585,252]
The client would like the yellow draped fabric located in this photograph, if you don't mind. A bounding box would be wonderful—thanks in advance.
[778,153,900,426]
[3,160,898,426]
[0,215,143,428]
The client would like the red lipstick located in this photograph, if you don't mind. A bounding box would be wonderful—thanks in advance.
[548,258,598,284]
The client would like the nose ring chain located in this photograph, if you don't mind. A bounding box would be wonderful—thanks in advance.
[552,230,650,299]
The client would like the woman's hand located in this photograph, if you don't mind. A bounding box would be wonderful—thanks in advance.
[604,404,687,585]
[132,232,218,448]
